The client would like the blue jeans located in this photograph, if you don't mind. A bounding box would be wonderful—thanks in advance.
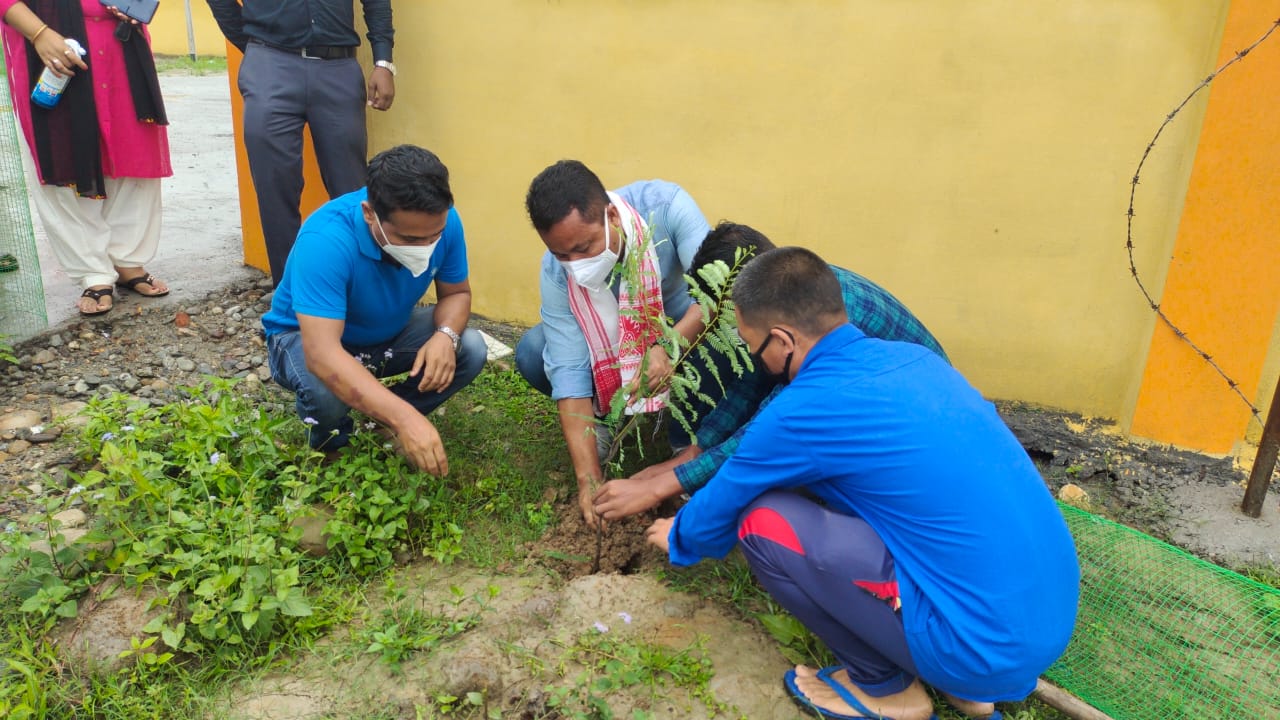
[515,322,731,448]
[267,307,488,449]
[514,323,554,396]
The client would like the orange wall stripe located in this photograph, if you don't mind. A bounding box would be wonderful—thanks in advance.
[1130,2,1280,452]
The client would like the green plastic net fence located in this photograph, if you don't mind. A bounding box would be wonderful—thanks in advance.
[1047,502,1280,719]
[0,54,48,340]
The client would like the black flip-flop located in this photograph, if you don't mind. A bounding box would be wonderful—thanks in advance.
[79,287,114,316]
[115,273,169,297]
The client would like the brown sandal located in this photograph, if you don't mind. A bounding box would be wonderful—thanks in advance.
[79,287,114,316]
[115,273,169,297]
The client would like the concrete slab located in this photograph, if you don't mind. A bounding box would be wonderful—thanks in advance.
[479,330,514,362]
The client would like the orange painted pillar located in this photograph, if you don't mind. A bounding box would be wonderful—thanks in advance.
[224,44,334,275]
[1129,3,1280,453]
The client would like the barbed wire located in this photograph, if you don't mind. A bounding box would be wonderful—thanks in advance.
[1126,18,1280,424]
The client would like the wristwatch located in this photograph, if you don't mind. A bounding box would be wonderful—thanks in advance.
[436,326,461,351]
[374,60,397,77]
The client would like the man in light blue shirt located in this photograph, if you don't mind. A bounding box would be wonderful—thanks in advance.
[514,160,714,526]
[647,247,1079,720]
[263,145,486,474]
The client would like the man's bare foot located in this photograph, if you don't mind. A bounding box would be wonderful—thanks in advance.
[78,286,114,316]
[788,665,934,720]
[941,691,998,719]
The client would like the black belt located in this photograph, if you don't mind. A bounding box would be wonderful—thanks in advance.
[249,39,356,60]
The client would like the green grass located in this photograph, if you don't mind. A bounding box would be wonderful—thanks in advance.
[1242,564,1280,590]
[0,366,1078,719]
[0,368,562,717]
[428,369,565,563]
[154,54,227,76]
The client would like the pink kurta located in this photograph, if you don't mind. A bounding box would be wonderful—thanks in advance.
[1,0,171,182]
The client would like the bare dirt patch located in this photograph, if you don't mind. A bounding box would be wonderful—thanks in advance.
[1000,402,1280,567]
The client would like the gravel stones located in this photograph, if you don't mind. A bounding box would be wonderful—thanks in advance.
[0,275,278,524]
[0,409,43,431]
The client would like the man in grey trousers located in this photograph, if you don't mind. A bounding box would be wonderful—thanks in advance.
[206,0,397,287]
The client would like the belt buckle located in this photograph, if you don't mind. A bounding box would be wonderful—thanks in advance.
[301,48,322,60]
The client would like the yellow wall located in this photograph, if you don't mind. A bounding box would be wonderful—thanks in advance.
[224,1,1273,439]
[1129,1,1280,453]
[149,1,225,57]
[373,0,1228,422]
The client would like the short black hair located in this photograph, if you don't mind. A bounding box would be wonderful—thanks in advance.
[526,160,610,233]
[733,246,845,336]
[689,222,778,297]
[366,145,453,218]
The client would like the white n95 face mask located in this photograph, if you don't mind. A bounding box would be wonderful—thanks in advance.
[374,214,438,277]
[561,206,619,291]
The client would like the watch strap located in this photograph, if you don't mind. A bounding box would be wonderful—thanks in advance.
[437,326,461,351]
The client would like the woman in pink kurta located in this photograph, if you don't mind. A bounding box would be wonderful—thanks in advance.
[2,0,172,316]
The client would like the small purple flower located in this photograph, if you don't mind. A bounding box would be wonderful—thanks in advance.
[618,612,632,625]
[121,425,135,432]
[101,432,115,441]
[593,621,609,633]
[210,452,221,465]
[229,430,239,439]
[383,348,394,359]
[303,417,319,426]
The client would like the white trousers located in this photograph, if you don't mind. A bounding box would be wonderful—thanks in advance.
[21,143,163,290]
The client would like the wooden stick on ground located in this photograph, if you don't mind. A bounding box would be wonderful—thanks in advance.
[1033,679,1117,720]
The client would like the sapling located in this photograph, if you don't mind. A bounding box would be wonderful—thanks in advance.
[586,223,754,571]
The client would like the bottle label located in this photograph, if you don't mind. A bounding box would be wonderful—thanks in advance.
[29,39,83,110]
[31,71,70,109]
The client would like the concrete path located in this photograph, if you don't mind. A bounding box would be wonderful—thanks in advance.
[29,72,514,361]
[35,72,259,329]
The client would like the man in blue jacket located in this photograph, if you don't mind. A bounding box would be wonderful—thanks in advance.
[647,247,1079,720]
[593,222,949,521]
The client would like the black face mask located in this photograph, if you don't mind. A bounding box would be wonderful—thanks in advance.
[752,328,796,385]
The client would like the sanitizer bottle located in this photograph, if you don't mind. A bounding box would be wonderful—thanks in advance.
[31,38,87,109]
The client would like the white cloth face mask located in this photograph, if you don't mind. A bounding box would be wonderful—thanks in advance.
[561,205,619,291]
[375,214,438,278]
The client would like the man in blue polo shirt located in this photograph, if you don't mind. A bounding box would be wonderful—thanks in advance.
[647,247,1079,720]
[262,145,486,475]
